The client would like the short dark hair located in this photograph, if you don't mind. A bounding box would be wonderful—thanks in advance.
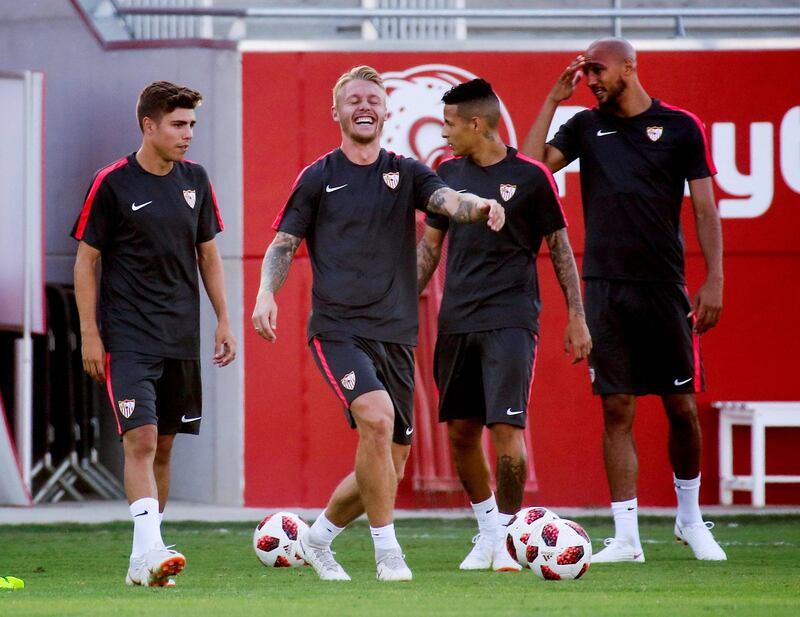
[136,81,203,132]
[440,78,500,128]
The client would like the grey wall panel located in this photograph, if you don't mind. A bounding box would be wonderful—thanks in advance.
[0,0,244,505]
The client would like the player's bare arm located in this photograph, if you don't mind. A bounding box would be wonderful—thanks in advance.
[251,231,302,342]
[688,176,724,335]
[545,228,592,363]
[197,239,237,367]
[73,241,106,384]
[427,187,505,231]
[416,225,446,295]
[520,55,584,171]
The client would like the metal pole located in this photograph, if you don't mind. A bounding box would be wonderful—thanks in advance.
[15,70,37,490]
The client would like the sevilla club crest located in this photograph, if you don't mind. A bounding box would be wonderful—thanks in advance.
[382,172,399,189]
[646,126,663,142]
[183,189,196,208]
[118,399,136,419]
[340,371,356,391]
[499,184,517,201]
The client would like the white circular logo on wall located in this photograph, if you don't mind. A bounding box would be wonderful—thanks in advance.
[381,64,517,169]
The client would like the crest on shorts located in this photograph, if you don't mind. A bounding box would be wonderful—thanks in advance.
[646,126,663,142]
[499,184,517,201]
[118,399,136,419]
[340,371,356,391]
[382,172,400,190]
[183,189,196,208]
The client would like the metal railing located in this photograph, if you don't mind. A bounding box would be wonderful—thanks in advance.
[72,1,800,46]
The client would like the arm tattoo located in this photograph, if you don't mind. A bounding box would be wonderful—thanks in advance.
[261,231,301,293]
[416,235,442,294]
[427,187,483,223]
[545,228,584,317]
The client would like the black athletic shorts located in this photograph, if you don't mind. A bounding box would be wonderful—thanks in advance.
[585,279,704,396]
[309,332,415,446]
[105,351,202,436]
[435,328,538,428]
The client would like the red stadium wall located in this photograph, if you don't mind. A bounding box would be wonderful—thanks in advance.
[242,50,800,508]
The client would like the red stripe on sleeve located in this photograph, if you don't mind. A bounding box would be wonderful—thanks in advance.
[515,151,569,226]
[312,338,350,408]
[271,151,332,231]
[74,158,129,240]
[208,179,224,231]
[660,102,717,175]
[104,352,123,435]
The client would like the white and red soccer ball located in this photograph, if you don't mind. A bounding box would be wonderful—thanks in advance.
[253,511,308,568]
[528,518,592,580]
[505,506,560,568]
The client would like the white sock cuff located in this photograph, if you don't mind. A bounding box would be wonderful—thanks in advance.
[129,497,159,518]
[674,474,701,490]
[316,511,345,533]
[611,497,638,512]
[470,494,497,514]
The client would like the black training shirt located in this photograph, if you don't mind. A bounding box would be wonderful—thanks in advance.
[71,153,223,358]
[274,148,447,345]
[548,99,715,283]
[428,147,566,335]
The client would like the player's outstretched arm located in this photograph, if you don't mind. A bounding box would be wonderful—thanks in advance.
[251,231,302,343]
[426,187,505,231]
[520,55,584,172]
[197,238,237,367]
[73,241,106,384]
[416,225,446,295]
[545,228,592,363]
[688,177,724,335]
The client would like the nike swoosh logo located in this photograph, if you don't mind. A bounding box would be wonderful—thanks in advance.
[596,130,617,136]
[133,510,148,517]
[485,507,495,514]
[181,415,202,423]
[673,377,693,386]
[131,200,153,211]
[325,184,348,193]
[505,408,525,416]
[405,427,414,436]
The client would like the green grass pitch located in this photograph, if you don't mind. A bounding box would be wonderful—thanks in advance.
[1,516,798,616]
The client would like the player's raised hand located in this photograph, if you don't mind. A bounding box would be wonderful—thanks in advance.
[252,292,279,343]
[689,277,723,335]
[564,313,592,364]
[549,55,585,103]
[479,199,505,231]
[213,321,237,366]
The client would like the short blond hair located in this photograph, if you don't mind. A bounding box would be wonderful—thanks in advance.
[332,65,385,107]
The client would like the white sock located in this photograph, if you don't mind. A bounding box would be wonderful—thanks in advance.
[471,494,499,541]
[674,473,703,526]
[307,511,345,547]
[370,523,401,554]
[611,498,642,550]
[130,497,164,557]
[496,512,513,546]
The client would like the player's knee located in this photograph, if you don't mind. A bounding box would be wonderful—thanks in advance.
[602,395,635,431]
[122,425,158,460]
[489,424,525,455]
[355,410,394,443]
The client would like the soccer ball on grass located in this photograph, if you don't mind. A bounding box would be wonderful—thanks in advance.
[528,518,592,580]
[253,511,308,568]
[505,506,560,568]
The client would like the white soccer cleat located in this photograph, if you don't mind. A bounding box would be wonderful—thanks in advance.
[125,546,186,586]
[591,538,645,564]
[492,542,522,572]
[459,534,494,570]
[375,549,413,582]
[298,536,351,581]
[674,521,727,561]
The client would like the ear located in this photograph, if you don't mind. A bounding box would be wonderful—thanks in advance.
[331,104,339,122]
[142,116,154,134]
[471,116,483,134]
